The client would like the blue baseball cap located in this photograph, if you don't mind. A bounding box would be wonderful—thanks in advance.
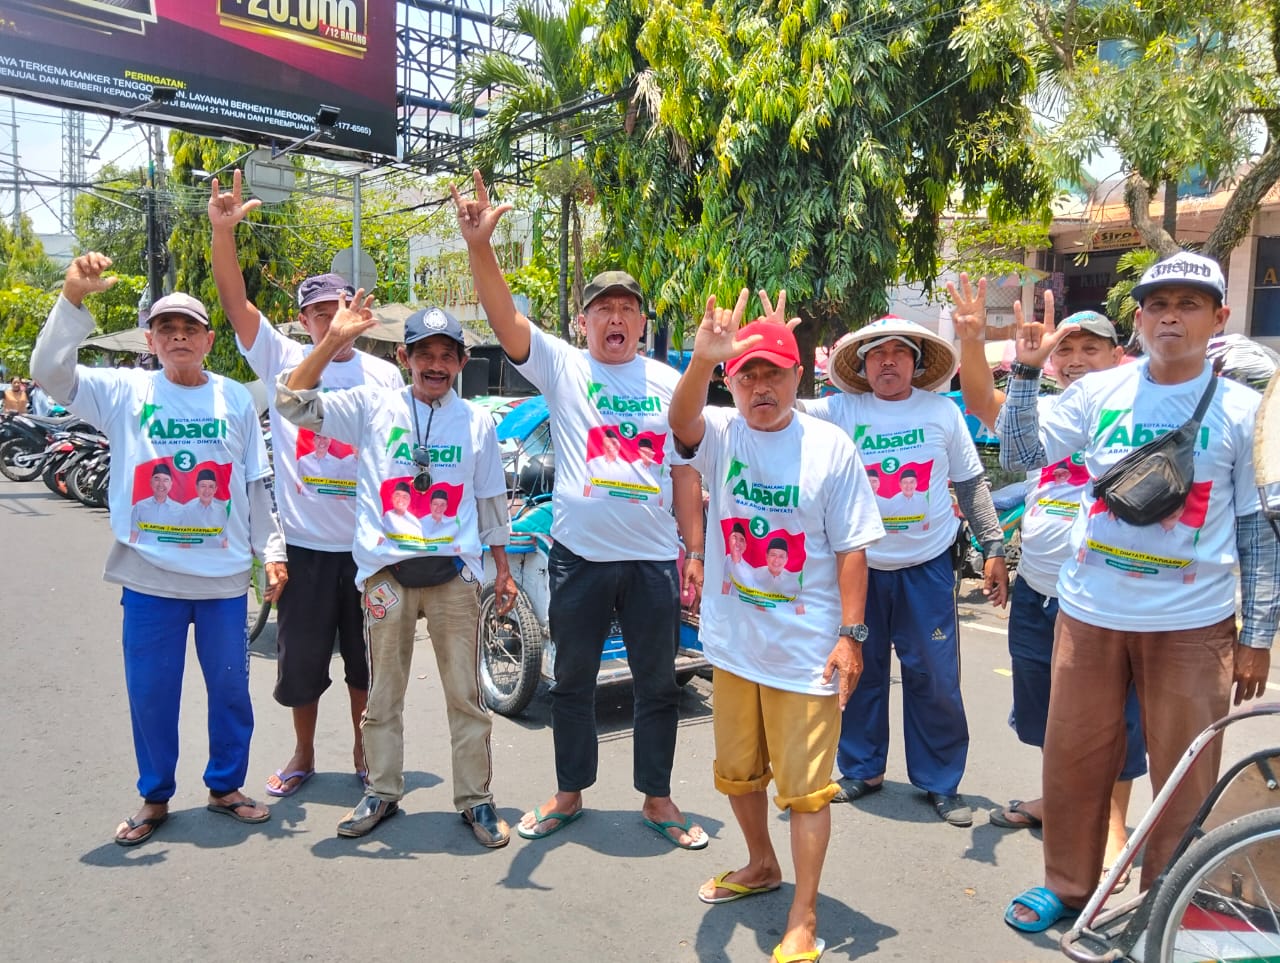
[404,307,467,348]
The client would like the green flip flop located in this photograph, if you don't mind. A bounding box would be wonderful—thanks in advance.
[516,806,583,840]
[644,815,709,850]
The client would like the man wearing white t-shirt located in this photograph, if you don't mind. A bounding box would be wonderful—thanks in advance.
[277,302,518,848]
[951,275,1146,875]
[455,172,708,849]
[32,253,287,846]
[807,316,1008,828]
[295,434,356,497]
[997,251,1280,933]
[129,463,181,544]
[182,469,229,548]
[211,171,404,800]
[381,482,421,542]
[670,291,882,962]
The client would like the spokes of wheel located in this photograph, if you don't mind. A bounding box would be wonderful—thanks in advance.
[1147,808,1280,963]
[476,583,541,717]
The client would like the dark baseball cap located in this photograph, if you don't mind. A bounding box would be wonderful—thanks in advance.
[583,271,643,311]
[297,273,355,310]
[404,307,467,348]
[145,292,211,328]
[1060,310,1119,344]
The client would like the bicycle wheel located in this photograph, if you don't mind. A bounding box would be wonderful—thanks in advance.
[477,583,541,716]
[1144,807,1280,963]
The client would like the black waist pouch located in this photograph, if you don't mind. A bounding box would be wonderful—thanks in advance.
[390,556,463,587]
[1090,375,1216,527]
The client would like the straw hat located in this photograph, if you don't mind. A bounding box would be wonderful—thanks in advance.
[828,316,958,394]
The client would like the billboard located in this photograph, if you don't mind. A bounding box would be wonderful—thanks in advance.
[0,1,397,157]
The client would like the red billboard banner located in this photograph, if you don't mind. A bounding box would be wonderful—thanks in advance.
[0,0,396,157]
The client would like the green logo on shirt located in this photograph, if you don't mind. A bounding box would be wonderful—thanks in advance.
[1097,412,1209,450]
[385,427,462,464]
[732,478,801,508]
[587,381,662,414]
[146,417,227,440]
[853,424,924,451]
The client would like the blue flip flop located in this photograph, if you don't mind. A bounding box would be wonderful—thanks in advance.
[265,768,315,798]
[516,806,583,840]
[1004,887,1075,933]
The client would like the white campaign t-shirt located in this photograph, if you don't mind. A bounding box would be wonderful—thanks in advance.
[1037,361,1259,631]
[515,327,685,562]
[240,314,403,551]
[70,369,269,578]
[1017,394,1090,597]
[314,387,506,589]
[691,407,884,696]
[806,389,984,570]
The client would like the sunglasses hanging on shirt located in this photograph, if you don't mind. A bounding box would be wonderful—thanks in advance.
[411,397,436,493]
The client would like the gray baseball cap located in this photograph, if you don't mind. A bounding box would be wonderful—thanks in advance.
[1131,252,1226,304]
[297,273,355,310]
[1060,310,1119,344]
[582,271,643,311]
[145,292,211,328]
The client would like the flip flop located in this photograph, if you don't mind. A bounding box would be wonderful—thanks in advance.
[207,798,271,824]
[1004,886,1076,933]
[1102,866,1132,894]
[114,813,168,847]
[698,869,782,905]
[643,816,709,850]
[516,806,583,840]
[265,768,315,798]
[772,938,825,962]
[989,799,1043,830]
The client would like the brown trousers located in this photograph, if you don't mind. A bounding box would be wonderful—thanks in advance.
[1042,612,1235,906]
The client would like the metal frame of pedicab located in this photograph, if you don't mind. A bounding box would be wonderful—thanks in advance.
[1059,702,1280,963]
[475,395,707,716]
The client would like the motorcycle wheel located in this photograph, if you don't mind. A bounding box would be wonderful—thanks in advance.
[0,437,43,482]
[43,457,73,498]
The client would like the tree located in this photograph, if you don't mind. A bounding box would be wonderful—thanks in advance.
[0,218,64,375]
[453,0,597,340]
[587,0,1051,391]
[954,0,1280,263]
[72,164,149,277]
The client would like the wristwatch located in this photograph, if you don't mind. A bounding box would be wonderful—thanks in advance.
[1010,361,1042,381]
[838,623,870,642]
[685,551,705,561]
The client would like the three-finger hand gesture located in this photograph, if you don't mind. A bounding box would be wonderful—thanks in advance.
[208,169,261,231]
[1014,291,1077,369]
[757,289,802,332]
[62,252,118,307]
[693,288,760,365]
[325,289,379,345]
[451,170,513,246]
[946,272,988,343]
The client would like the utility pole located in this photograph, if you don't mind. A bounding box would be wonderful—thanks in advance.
[144,124,166,303]
[9,98,19,230]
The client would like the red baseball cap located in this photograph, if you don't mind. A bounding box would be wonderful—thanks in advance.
[724,321,801,376]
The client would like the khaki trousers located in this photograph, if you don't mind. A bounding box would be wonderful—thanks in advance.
[361,570,494,810]
[1043,612,1235,906]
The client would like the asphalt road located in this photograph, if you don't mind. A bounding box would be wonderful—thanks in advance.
[2,480,1277,962]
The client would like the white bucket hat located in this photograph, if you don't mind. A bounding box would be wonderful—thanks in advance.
[828,316,958,394]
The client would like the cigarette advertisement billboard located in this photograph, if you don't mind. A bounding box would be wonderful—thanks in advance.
[0,1,397,157]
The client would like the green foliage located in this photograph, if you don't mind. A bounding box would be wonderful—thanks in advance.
[0,215,62,289]
[73,165,149,276]
[942,219,1054,280]
[588,0,1052,363]
[0,283,57,377]
[1104,247,1160,329]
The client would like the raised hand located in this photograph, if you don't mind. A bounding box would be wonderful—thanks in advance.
[757,289,802,331]
[62,252,119,307]
[451,170,514,246]
[692,288,758,365]
[208,169,261,231]
[946,272,988,343]
[323,289,379,346]
[1014,290,1078,370]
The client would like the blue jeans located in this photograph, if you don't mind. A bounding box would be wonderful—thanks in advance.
[838,550,968,796]
[1008,576,1147,780]
[546,542,681,796]
[121,588,254,802]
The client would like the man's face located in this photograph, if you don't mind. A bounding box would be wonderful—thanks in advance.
[151,472,172,499]
[729,531,746,561]
[1135,285,1228,373]
[638,444,655,465]
[299,301,339,344]
[900,475,918,497]
[766,547,787,576]
[863,340,917,401]
[430,497,447,520]
[580,293,646,364]
[1050,332,1122,386]
[400,336,464,403]
[727,359,801,432]
[1160,503,1186,531]
[146,315,214,374]
[312,434,332,457]
[197,478,217,503]
[602,434,621,458]
[867,472,880,494]
[391,489,410,513]
[1053,465,1071,485]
